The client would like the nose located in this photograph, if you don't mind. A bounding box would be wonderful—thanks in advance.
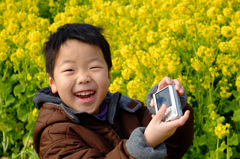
[77,72,91,84]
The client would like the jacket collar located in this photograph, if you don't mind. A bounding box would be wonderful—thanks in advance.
[34,87,142,124]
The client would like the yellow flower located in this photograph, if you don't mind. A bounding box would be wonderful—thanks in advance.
[223,7,233,18]
[236,76,240,88]
[229,36,240,54]
[189,84,196,93]
[15,49,25,59]
[160,38,170,49]
[215,123,231,139]
[130,8,137,18]
[186,19,196,34]
[147,31,156,43]
[151,0,161,8]
[7,22,18,34]
[120,45,132,59]
[10,54,17,62]
[211,111,216,120]
[27,74,32,81]
[207,7,219,19]
[122,68,132,80]
[138,6,148,19]
[0,52,7,61]
[69,0,78,6]
[221,26,234,38]
[237,28,240,36]
[220,86,232,98]
[170,20,185,34]
[49,0,54,7]
[218,42,229,52]
[70,7,80,16]
[32,108,38,116]
[109,77,123,93]
[190,57,202,71]
[217,15,226,24]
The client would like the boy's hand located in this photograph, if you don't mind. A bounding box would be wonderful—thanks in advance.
[150,76,184,108]
[144,104,190,148]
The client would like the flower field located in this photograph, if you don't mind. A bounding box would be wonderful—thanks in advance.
[0,0,240,158]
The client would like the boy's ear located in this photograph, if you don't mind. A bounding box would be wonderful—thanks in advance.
[108,70,111,87]
[48,74,58,94]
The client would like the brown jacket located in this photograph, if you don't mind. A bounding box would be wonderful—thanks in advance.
[33,87,193,159]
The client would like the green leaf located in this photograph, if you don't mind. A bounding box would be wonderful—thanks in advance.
[231,90,239,98]
[13,84,26,97]
[0,122,13,132]
[17,105,29,122]
[218,141,227,152]
[5,94,15,106]
[228,133,238,146]
[232,109,240,122]
[0,82,12,95]
[223,100,236,113]
[10,74,20,83]
[26,86,35,98]
[199,134,207,146]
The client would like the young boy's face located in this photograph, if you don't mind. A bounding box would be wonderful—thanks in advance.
[48,39,111,115]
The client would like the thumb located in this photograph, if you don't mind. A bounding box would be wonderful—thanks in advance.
[153,104,167,122]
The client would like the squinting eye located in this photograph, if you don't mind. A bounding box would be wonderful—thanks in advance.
[65,69,74,72]
[91,67,100,69]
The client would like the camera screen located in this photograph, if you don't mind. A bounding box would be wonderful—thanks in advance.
[155,87,172,110]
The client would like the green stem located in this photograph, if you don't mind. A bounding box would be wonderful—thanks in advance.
[216,138,219,159]
[227,135,230,159]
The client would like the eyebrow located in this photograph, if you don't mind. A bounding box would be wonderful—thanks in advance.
[60,57,104,66]
[87,57,104,63]
[60,59,76,66]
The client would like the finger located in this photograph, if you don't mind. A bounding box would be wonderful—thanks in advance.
[172,79,184,96]
[172,79,181,90]
[158,76,172,91]
[150,99,154,107]
[153,104,167,122]
[176,85,184,96]
[166,110,190,128]
[176,110,190,126]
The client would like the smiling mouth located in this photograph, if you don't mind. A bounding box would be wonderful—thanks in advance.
[75,91,95,99]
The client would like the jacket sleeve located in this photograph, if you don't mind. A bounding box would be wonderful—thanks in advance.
[37,122,166,159]
[37,124,129,159]
[126,127,166,159]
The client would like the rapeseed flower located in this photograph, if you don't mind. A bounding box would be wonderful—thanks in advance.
[211,111,216,120]
[217,15,226,24]
[223,7,233,18]
[215,123,231,139]
[0,52,7,61]
[221,26,235,38]
[32,108,38,116]
[236,76,240,88]
[191,57,202,71]
[27,74,32,81]
[207,7,219,19]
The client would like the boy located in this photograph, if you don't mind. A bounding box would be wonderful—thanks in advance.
[33,23,193,158]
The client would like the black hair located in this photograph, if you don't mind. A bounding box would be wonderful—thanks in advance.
[42,23,112,78]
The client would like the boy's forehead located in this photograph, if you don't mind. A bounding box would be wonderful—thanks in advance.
[57,39,105,60]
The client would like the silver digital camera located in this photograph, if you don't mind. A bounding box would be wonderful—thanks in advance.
[153,84,182,122]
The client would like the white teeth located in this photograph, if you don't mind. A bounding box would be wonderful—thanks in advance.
[75,91,94,96]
